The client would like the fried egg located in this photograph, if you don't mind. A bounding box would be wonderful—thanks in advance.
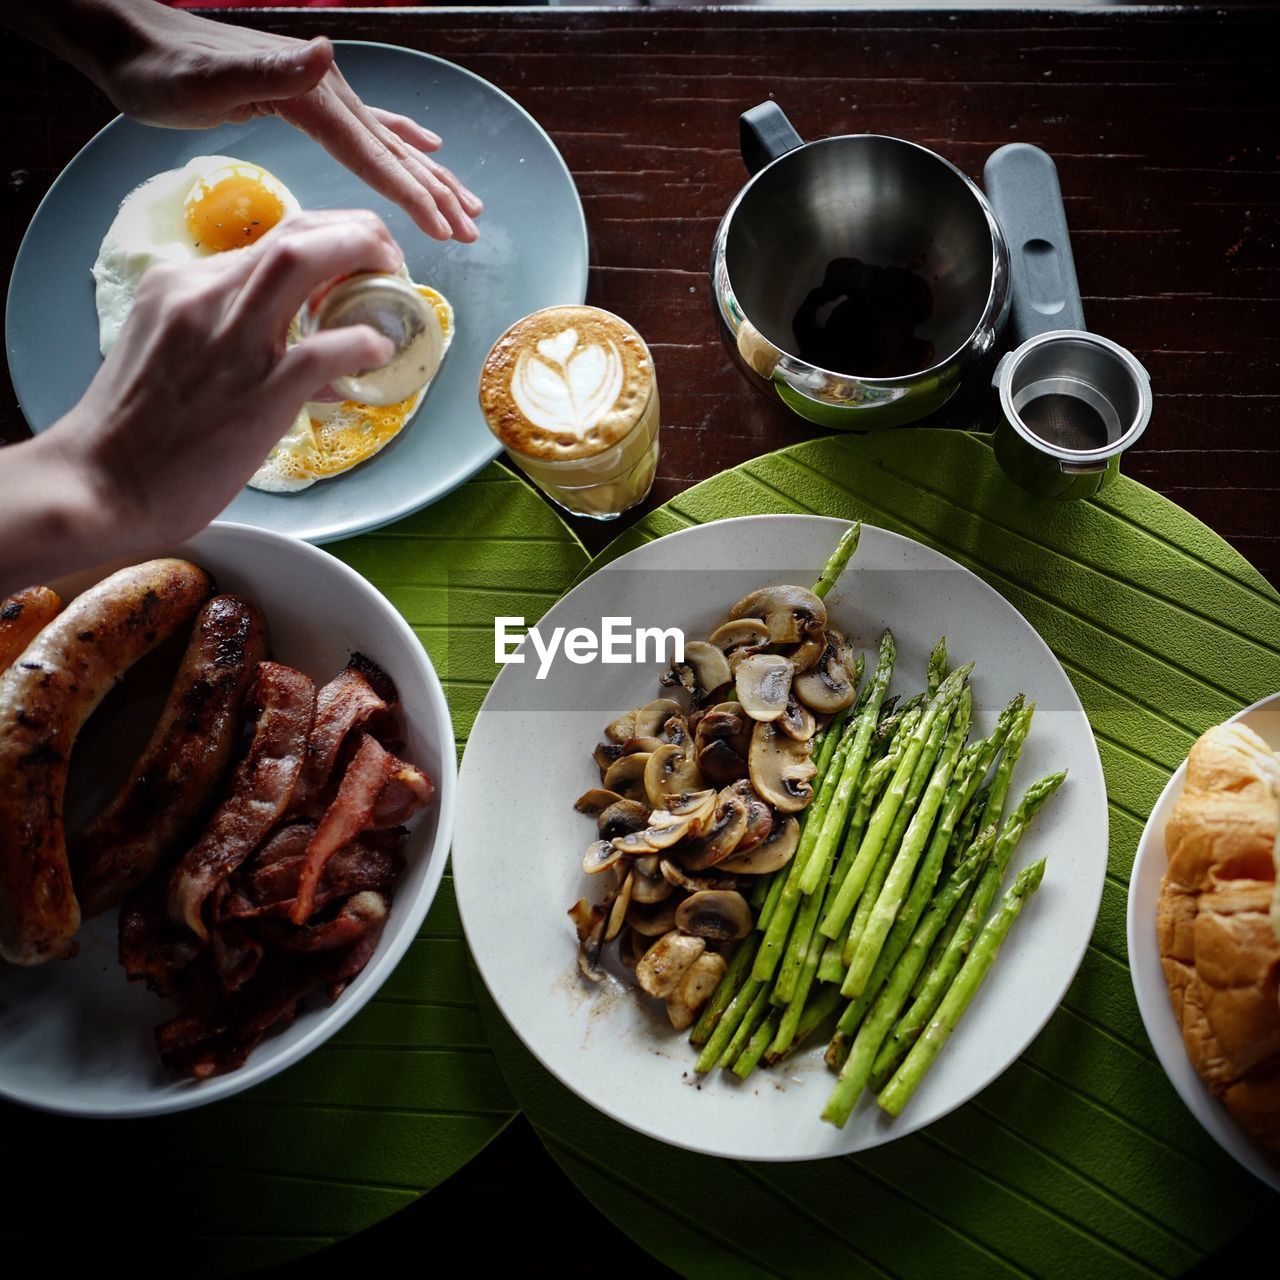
[249,284,455,493]
[92,156,300,355]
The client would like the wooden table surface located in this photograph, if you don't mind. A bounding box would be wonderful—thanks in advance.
[1,6,1275,1275]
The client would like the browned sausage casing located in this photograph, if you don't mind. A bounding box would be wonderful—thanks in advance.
[0,587,63,674]
[72,594,268,919]
[0,559,211,965]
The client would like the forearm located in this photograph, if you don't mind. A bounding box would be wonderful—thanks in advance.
[1,0,155,90]
[0,431,123,597]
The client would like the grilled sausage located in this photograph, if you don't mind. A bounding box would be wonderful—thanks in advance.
[0,559,211,965]
[72,594,268,919]
[0,586,63,673]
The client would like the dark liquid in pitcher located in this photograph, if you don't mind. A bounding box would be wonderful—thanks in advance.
[792,257,935,377]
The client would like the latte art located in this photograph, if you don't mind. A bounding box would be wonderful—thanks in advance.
[512,328,625,438]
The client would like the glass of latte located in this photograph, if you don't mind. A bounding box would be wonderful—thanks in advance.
[478,305,659,520]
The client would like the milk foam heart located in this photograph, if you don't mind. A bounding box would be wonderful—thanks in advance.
[513,329,625,437]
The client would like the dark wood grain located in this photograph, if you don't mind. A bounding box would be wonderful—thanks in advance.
[0,8,1276,1277]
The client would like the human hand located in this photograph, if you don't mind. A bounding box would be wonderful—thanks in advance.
[81,1,482,241]
[43,209,402,551]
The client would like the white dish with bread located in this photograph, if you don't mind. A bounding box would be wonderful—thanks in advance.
[0,522,455,1117]
[1128,693,1280,1190]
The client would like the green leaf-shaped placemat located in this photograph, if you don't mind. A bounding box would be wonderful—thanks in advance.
[475,432,1280,1278]
[0,463,588,1276]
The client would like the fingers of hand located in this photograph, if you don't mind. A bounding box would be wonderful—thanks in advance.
[370,107,443,153]
[230,212,404,336]
[269,325,394,405]
[279,81,479,241]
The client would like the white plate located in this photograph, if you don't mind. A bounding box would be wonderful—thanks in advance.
[5,42,588,543]
[0,522,456,1117]
[1127,691,1280,1191]
[454,515,1107,1160]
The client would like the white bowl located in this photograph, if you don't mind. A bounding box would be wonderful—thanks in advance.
[1127,691,1280,1191]
[0,522,455,1117]
[454,514,1107,1160]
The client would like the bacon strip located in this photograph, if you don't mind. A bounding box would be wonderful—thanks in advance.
[166,663,316,941]
[255,891,389,952]
[290,734,395,924]
[371,761,435,828]
[291,663,390,814]
[219,830,403,922]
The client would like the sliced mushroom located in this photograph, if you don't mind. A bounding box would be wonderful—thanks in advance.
[787,617,828,674]
[575,788,625,815]
[643,743,705,810]
[597,799,650,840]
[626,896,679,936]
[568,897,607,982]
[708,618,771,669]
[735,652,794,722]
[793,631,858,714]
[663,641,732,705]
[583,839,623,875]
[635,930,706,998]
[719,813,801,874]
[665,787,717,830]
[630,855,674,905]
[611,809,695,854]
[633,698,684,739]
[730,584,827,646]
[675,890,753,942]
[659,858,745,894]
[778,694,817,741]
[694,702,753,785]
[605,871,634,942]
[676,792,749,870]
[726,780,774,853]
[605,709,638,744]
[593,741,624,775]
[603,752,651,802]
[748,720,817,813]
[665,951,728,1031]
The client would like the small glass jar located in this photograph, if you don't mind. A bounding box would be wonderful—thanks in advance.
[301,273,443,406]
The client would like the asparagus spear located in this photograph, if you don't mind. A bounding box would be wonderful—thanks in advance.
[769,982,843,1065]
[718,983,772,1069]
[822,831,993,1126]
[845,687,972,996]
[734,1008,781,1079]
[819,664,973,942]
[799,632,897,896]
[812,522,862,600]
[978,701,1035,834]
[871,769,1066,1085]
[926,636,948,698]
[689,933,759,1046]
[877,858,1047,1117]
[694,977,761,1073]
[752,730,853,973]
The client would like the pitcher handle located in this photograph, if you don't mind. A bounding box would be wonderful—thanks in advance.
[740,102,803,176]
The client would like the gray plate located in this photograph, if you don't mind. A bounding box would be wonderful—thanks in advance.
[5,41,587,543]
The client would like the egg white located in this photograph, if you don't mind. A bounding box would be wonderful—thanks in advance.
[92,156,300,356]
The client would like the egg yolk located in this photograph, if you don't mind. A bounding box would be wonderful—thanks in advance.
[185,175,285,252]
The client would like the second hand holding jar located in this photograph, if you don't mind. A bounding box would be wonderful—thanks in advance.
[478,305,660,520]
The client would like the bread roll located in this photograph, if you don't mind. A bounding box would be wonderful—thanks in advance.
[1158,722,1280,1150]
